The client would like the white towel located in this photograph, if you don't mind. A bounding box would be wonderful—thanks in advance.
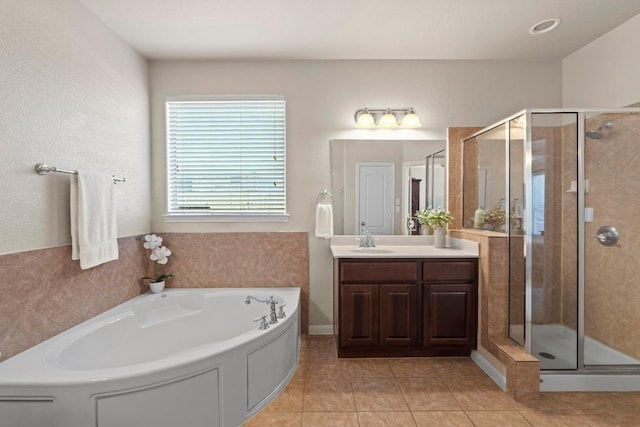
[315,204,333,239]
[70,170,119,269]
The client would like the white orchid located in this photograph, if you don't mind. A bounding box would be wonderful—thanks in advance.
[141,234,173,284]
[143,234,163,250]
[150,246,172,265]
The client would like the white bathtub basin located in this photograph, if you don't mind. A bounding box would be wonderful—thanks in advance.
[0,288,300,427]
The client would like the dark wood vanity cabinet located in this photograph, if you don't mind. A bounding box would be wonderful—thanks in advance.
[336,258,477,357]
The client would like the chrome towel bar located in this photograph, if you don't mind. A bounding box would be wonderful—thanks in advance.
[35,163,126,183]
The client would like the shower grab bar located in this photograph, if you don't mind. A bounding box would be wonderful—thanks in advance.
[35,163,126,183]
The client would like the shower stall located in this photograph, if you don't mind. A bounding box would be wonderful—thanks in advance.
[462,108,640,391]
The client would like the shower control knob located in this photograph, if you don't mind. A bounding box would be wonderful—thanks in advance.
[593,225,619,247]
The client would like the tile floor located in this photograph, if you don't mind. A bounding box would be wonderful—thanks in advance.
[244,336,640,426]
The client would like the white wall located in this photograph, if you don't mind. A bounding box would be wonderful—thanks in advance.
[149,59,561,329]
[0,0,151,255]
[563,14,640,108]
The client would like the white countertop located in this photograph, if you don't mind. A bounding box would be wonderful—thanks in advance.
[330,235,479,259]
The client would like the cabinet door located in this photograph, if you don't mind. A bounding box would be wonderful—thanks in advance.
[340,284,379,347]
[424,283,476,348]
[379,284,418,346]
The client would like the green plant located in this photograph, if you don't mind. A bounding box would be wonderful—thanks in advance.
[415,208,432,225]
[425,207,454,228]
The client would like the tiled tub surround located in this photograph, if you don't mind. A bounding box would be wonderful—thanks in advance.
[0,232,309,361]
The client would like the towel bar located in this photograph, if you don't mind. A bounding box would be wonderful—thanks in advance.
[35,163,126,183]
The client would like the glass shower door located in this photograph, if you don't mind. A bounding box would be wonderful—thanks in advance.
[583,111,640,367]
[528,112,579,370]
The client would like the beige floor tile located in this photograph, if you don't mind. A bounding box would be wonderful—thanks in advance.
[397,377,461,411]
[519,394,577,411]
[243,410,302,426]
[302,411,358,426]
[546,392,626,411]
[572,409,640,427]
[411,411,473,427]
[304,358,351,382]
[261,383,304,412]
[430,358,485,377]
[388,359,439,378]
[303,387,356,412]
[611,392,640,409]
[351,377,410,412]
[358,411,417,426]
[465,410,532,427]
[441,376,524,411]
[303,335,337,355]
[518,408,595,427]
[347,359,394,377]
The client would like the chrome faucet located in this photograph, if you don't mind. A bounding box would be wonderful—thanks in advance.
[359,230,376,248]
[245,295,279,324]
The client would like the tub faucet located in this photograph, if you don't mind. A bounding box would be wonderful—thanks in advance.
[245,295,279,324]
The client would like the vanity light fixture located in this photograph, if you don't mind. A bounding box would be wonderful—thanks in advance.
[354,107,422,129]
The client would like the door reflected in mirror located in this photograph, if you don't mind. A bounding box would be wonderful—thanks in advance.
[330,139,446,235]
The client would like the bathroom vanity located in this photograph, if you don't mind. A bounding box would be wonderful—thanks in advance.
[331,236,479,358]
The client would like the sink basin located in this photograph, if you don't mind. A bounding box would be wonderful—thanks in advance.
[349,248,394,254]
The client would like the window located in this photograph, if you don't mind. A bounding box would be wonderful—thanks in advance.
[166,96,286,221]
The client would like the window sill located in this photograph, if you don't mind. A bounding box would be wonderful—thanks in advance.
[163,212,290,223]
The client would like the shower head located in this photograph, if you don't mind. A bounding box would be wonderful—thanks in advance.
[586,120,614,140]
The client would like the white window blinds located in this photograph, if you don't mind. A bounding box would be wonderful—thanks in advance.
[167,97,286,217]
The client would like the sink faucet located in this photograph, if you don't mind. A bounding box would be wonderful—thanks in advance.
[359,230,376,248]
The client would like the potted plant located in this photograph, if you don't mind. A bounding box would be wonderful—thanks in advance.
[425,208,454,248]
[141,234,173,293]
[415,208,433,235]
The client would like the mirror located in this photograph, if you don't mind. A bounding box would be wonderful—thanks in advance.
[462,124,507,231]
[330,139,446,235]
[426,149,446,209]
[462,117,527,232]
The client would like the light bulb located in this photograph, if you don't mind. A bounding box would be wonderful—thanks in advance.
[401,109,421,128]
[355,109,376,128]
[378,109,398,129]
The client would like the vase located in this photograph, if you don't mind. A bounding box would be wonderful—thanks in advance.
[420,225,433,235]
[433,227,446,248]
[149,280,165,293]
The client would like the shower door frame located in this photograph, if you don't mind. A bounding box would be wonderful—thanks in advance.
[524,108,640,374]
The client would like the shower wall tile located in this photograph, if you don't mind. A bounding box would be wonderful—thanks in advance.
[578,113,640,360]
[447,127,483,230]
[0,232,310,362]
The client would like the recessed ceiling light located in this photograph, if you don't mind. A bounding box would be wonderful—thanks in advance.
[529,18,562,35]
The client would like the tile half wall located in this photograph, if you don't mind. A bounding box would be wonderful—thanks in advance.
[0,232,309,361]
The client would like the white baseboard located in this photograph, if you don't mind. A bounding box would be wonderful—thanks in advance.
[308,325,333,335]
[471,350,507,391]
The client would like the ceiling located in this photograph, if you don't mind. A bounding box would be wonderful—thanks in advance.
[78,0,640,60]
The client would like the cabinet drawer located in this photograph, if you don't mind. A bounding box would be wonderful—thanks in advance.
[340,261,417,283]
[423,260,477,282]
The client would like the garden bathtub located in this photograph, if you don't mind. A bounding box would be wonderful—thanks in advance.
[0,287,301,427]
